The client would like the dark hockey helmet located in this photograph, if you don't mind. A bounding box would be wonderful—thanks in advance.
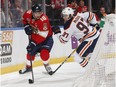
[32,4,42,12]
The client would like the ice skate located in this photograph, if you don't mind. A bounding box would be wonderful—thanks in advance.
[44,63,53,75]
[19,65,32,74]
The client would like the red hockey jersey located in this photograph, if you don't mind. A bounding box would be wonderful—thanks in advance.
[22,9,53,44]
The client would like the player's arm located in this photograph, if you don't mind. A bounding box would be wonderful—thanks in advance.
[22,10,33,35]
[52,26,72,44]
[82,12,100,30]
[58,31,71,44]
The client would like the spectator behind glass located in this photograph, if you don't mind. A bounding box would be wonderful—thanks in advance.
[68,1,78,9]
[28,0,32,9]
[77,0,87,13]
[97,7,107,21]
[1,8,6,28]
[98,7,107,28]
[8,1,13,27]
[1,0,13,28]
[67,1,78,15]
[99,7,107,18]
[51,0,64,19]
[31,0,41,5]
[10,0,24,27]
[54,0,64,9]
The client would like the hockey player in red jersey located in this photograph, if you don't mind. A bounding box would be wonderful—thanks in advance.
[19,4,53,75]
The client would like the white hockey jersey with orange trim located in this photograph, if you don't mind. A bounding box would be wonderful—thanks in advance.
[57,15,100,43]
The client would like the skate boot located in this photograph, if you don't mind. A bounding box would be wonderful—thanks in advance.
[19,65,32,74]
[44,63,53,75]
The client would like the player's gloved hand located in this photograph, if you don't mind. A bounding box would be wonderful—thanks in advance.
[26,41,36,53]
[52,26,61,34]
[95,23,100,30]
[90,23,100,30]
[24,25,33,35]
[32,28,38,34]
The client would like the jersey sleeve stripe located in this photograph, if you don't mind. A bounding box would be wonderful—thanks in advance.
[80,59,88,67]
[79,27,97,42]
[59,35,68,43]
[85,27,97,38]
[87,12,94,22]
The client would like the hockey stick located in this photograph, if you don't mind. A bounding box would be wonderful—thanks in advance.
[28,55,34,84]
[50,48,78,75]
[28,36,34,84]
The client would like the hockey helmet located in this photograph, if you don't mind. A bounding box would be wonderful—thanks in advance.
[32,4,42,12]
[62,7,74,17]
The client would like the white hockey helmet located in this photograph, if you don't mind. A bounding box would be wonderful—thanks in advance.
[62,7,74,17]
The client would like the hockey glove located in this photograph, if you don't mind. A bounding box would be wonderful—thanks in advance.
[95,23,100,30]
[90,23,100,30]
[24,25,33,35]
[52,26,61,34]
[26,41,36,53]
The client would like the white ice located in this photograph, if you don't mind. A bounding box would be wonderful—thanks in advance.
[0,62,85,87]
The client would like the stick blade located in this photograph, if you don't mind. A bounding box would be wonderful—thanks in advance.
[28,79,34,84]
[42,71,54,75]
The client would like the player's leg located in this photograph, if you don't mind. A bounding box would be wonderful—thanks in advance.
[19,41,37,74]
[74,41,91,67]
[40,36,54,75]
[74,37,99,67]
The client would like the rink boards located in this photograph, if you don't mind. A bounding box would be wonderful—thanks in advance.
[0,27,74,74]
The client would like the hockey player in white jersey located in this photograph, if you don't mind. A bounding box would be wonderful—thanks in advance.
[52,7,100,67]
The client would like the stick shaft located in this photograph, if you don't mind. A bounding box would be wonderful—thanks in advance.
[53,48,77,74]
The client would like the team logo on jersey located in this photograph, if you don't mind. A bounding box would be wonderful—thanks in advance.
[43,23,48,30]
[26,18,31,23]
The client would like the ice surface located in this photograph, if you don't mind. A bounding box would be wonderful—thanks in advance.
[1,62,85,87]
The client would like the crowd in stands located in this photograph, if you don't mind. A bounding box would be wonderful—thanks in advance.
[1,0,115,28]
[1,0,25,27]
